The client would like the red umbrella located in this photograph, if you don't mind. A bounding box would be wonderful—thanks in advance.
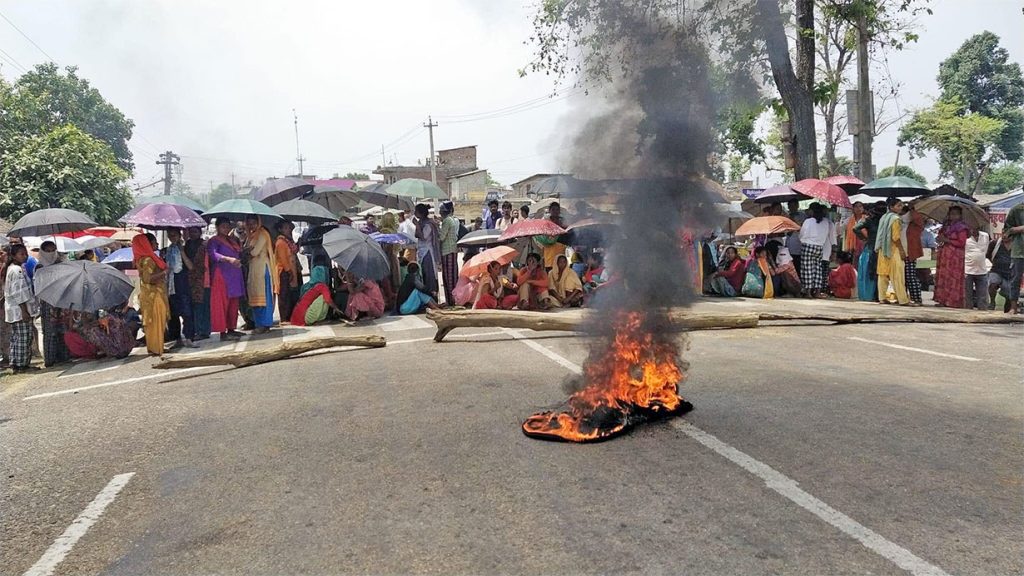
[460,246,520,278]
[498,218,567,241]
[823,175,865,194]
[790,178,852,208]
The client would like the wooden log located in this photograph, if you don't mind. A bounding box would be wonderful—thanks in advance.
[154,335,386,369]
[426,309,759,342]
[758,309,1024,324]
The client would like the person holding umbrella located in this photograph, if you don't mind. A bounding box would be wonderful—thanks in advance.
[36,241,70,367]
[3,244,40,372]
[132,233,170,356]
[164,228,198,349]
[874,198,910,305]
[934,206,969,308]
[208,218,245,341]
[243,215,279,334]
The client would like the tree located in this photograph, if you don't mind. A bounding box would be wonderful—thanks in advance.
[819,155,855,176]
[0,125,133,224]
[2,63,136,171]
[977,162,1024,196]
[937,32,1024,162]
[877,164,927,184]
[485,173,503,188]
[342,172,369,180]
[726,154,752,181]
[898,98,1004,190]
[208,183,237,206]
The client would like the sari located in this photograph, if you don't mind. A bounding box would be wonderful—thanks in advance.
[133,236,169,355]
[345,279,385,320]
[208,234,244,334]
[548,266,584,307]
[245,226,279,327]
[396,269,435,315]
[742,256,775,299]
[934,220,968,307]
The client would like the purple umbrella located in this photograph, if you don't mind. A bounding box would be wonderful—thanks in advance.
[370,232,415,245]
[753,183,809,204]
[120,203,206,229]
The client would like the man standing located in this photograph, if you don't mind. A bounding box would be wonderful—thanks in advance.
[1003,202,1024,314]
[4,244,40,373]
[164,228,198,348]
[495,201,516,231]
[963,227,991,310]
[987,234,1014,312]
[483,200,500,229]
[438,201,460,306]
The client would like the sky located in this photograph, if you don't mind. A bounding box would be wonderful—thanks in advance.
[0,0,1021,196]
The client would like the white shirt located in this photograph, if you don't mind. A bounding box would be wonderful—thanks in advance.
[4,264,39,323]
[964,230,990,275]
[799,217,832,247]
[398,219,416,238]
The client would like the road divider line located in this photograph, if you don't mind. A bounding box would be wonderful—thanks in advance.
[23,368,206,400]
[509,331,951,576]
[23,472,135,576]
[847,336,980,361]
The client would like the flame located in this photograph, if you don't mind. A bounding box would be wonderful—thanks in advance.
[522,310,691,442]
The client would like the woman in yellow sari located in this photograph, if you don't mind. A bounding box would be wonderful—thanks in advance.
[243,215,279,334]
[548,254,584,307]
[132,233,169,356]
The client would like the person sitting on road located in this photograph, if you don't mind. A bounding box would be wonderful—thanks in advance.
[343,271,385,321]
[516,253,555,310]
[582,252,608,293]
[742,246,776,299]
[396,262,440,315]
[706,246,744,297]
[828,251,857,299]
[291,266,343,327]
[474,261,520,310]
[548,254,584,308]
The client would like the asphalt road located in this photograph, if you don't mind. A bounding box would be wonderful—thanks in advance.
[1,306,1021,575]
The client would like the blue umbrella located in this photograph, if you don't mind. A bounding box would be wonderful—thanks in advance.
[370,232,415,245]
[101,247,135,270]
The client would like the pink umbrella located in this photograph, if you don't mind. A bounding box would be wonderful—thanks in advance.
[790,178,852,208]
[460,245,520,278]
[498,218,567,241]
[120,203,206,230]
[753,183,807,204]
[823,175,865,193]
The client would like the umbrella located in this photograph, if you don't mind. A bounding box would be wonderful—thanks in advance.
[860,176,929,198]
[527,197,562,218]
[387,178,447,200]
[272,198,339,224]
[298,223,339,247]
[321,226,391,280]
[203,199,281,222]
[32,235,118,253]
[9,208,99,237]
[101,246,136,270]
[110,229,141,242]
[369,232,415,245]
[135,194,205,213]
[305,185,361,214]
[120,202,206,229]
[498,218,567,241]
[460,246,520,278]
[790,178,852,208]
[753,184,808,204]
[914,195,990,231]
[822,175,865,194]
[734,216,801,237]
[33,260,135,312]
[254,177,314,206]
[361,189,415,212]
[457,229,504,247]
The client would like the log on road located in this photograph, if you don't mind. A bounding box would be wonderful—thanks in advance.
[426,309,759,342]
[154,335,386,369]
[758,308,1024,324]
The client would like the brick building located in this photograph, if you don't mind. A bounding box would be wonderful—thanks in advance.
[374,145,486,199]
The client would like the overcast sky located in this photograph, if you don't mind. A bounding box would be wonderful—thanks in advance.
[1,0,1021,195]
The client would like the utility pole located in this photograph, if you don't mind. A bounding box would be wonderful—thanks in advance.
[293,109,305,177]
[424,115,438,185]
[156,151,180,195]
[856,6,874,182]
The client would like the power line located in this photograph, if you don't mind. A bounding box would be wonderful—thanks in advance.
[0,10,56,62]
[0,46,28,74]
[434,87,585,121]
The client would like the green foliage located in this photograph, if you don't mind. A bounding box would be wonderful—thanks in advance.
[485,173,503,188]
[208,183,237,207]
[342,172,369,180]
[937,32,1024,161]
[877,164,928,184]
[898,98,1004,188]
[2,63,136,171]
[978,162,1024,196]
[725,155,751,182]
[0,125,133,224]
[819,155,854,177]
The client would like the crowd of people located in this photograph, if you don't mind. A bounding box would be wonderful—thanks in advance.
[702,198,1023,315]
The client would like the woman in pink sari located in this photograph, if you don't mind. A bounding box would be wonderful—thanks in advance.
[343,272,385,321]
[934,206,969,308]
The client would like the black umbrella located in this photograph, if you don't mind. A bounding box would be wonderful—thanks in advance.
[9,208,99,237]
[321,226,391,280]
[254,177,314,206]
[34,260,134,312]
[272,198,339,224]
[360,188,415,212]
[305,185,361,214]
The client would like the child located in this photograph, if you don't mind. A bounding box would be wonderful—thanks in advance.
[828,251,857,299]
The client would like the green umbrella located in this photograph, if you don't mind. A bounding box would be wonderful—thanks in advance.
[860,176,929,198]
[386,178,447,200]
[203,198,281,222]
[136,194,206,213]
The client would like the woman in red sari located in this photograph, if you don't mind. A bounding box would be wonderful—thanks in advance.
[934,206,969,308]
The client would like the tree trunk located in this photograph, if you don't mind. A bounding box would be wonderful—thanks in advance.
[757,0,819,180]
[154,335,387,369]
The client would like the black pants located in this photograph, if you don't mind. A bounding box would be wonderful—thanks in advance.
[166,291,195,340]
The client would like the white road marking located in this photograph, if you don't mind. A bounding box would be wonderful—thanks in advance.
[232,337,249,353]
[22,472,135,576]
[847,336,980,362]
[509,331,951,576]
[23,368,207,400]
[380,315,433,332]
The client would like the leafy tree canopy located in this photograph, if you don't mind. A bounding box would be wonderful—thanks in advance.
[877,164,927,184]
[1,63,135,171]
[898,98,1004,189]
[209,183,237,207]
[342,172,369,180]
[978,162,1024,196]
[0,124,133,224]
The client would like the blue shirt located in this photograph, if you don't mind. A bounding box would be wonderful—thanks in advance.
[24,255,37,280]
